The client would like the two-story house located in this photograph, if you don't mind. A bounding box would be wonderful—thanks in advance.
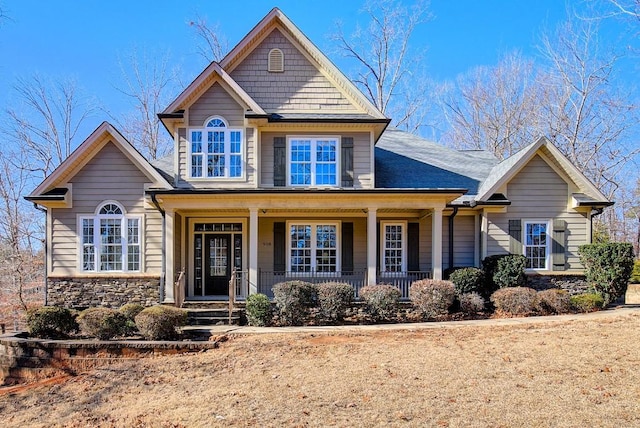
[26,8,612,309]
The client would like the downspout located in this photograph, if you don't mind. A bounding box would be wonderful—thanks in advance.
[33,203,48,306]
[150,193,166,303]
[448,207,459,270]
[590,207,605,242]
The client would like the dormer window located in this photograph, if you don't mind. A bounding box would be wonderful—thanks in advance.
[189,116,243,179]
[268,48,284,72]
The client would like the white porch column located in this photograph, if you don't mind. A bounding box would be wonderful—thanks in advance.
[164,208,175,304]
[431,205,444,280]
[367,208,377,286]
[249,208,259,295]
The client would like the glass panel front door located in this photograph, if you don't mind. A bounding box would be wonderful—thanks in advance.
[204,234,231,295]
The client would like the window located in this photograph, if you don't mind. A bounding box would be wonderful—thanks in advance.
[80,202,141,272]
[524,221,549,270]
[189,117,243,179]
[381,222,406,273]
[288,137,338,186]
[289,222,339,272]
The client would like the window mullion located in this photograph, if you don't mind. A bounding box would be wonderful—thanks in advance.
[94,218,100,272]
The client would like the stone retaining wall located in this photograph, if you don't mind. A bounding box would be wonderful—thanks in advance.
[526,274,590,295]
[48,277,160,309]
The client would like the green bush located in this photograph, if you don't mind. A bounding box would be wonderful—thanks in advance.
[245,293,273,326]
[493,255,527,288]
[359,284,401,321]
[481,254,511,296]
[631,260,640,283]
[77,307,128,340]
[409,279,455,319]
[570,293,605,313]
[459,292,485,314]
[490,287,538,316]
[27,306,78,339]
[134,306,187,340]
[119,303,145,336]
[449,267,484,295]
[272,281,317,326]
[578,243,635,306]
[536,289,572,315]
[317,282,353,322]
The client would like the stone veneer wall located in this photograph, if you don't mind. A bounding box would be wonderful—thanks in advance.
[526,274,590,295]
[48,277,160,309]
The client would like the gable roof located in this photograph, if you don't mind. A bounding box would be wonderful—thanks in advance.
[27,122,172,199]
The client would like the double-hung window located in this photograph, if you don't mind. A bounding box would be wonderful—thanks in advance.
[381,222,406,273]
[523,221,549,270]
[80,202,141,272]
[190,117,243,179]
[288,137,338,186]
[289,222,339,273]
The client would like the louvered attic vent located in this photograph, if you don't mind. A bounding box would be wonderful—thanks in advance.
[268,48,284,72]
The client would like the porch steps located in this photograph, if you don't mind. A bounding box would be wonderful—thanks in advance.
[183,307,245,326]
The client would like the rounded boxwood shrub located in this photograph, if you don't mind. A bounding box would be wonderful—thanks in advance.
[490,287,538,316]
[449,267,484,295]
[481,254,511,295]
[631,259,640,284]
[570,293,605,313]
[272,280,317,326]
[578,243,635,306]
[245,293,273,326]
[493,255,527,288]
[536,289,571,315]
[119,303,145,336]
[459,292,485,314]
[77,307,128,340]
[134,306,187,340]
[409,279,455,319]
[359,284,401,321]
[317,282,353,322]
[27,306,78,339]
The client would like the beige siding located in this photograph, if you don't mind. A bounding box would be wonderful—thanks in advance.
[174,212,183,276]
[50,141,161,276]
[442,215,475,268]
[230,28,359,113]
[486,155,587,271]
[260,131,372,188]
[188,82,244,127]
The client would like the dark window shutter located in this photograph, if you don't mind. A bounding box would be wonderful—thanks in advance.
[509,219,522,254]
[341,137,354,187]
[342,222,354,273]
[273,137,286,186]
[407,222,420,272]
[552,219,566,271]
[273,222,286,272]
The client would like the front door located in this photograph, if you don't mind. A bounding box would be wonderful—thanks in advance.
[204,234,231,295]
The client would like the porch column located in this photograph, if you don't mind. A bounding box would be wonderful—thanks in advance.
[249,208,259,295]
[431,205,444,280]
[367,207,377,286]
[164,208,175,304]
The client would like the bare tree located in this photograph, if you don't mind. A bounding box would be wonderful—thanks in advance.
[602,0,640,19]
[189,14,228,63]
[331,0,432,129]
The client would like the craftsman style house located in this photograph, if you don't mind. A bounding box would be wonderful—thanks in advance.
[26,8,612,308]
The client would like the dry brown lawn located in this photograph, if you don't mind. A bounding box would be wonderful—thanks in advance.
[1,311,639,427]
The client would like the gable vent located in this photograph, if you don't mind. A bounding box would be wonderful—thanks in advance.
[268,48,284,72]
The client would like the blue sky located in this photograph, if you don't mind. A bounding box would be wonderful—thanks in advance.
[0,0,632,137]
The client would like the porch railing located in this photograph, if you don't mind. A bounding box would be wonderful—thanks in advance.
[377,271,432,299]
[233,270,249,300]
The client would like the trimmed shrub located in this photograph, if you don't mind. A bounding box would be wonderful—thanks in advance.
[631,260,640,283]
[481,254,511,296]
[459,292,485,314]
[245,293,273,326]
[77,307,128,340]
[119,303,145,336]
[578,243,635,306]
[272,281,317,326]
[494,255,527,288]
[359,284,401,321]
[570,293,605,313]
[27,306,78,339]
[317,282,354,322]
[449,267,484,295]
[490,287,538,316]
[134,306,187,340]
[536,289,572,315]
[409,279,455,319]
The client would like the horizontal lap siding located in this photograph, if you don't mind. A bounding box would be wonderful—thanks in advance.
[442,215,475,268]
[230,28,358,113]
[50,142,161,275]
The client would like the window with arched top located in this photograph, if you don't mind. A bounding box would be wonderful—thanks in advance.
[79,201,141,272]
[268,48,284,72]
[189,116,243,179]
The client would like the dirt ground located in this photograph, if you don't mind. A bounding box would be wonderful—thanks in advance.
[1,311,639,427]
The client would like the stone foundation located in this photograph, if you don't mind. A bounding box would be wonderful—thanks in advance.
[48,277,160,309]
[526,274,590,295]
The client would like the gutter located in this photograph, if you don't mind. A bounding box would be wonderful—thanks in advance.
[448,207,458,270]
[150,193,166,303]
[32,203,48,306]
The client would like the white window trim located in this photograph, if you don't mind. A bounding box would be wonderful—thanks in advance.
[523,220,551,271]
[188,116,245,180]
[380,221,407,275]
[286,136,340,187]
[77,201,143,273]
[286,221,341,273]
